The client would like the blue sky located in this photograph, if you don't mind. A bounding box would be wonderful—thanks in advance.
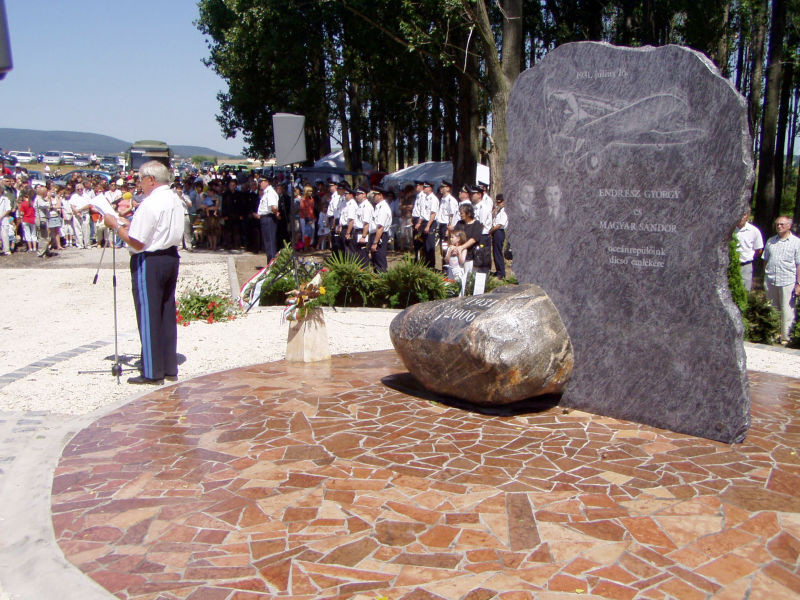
[1,0,244,155]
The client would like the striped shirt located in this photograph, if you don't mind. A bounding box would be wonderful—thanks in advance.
[764,233,800,287]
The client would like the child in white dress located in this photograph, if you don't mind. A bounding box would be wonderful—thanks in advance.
[444,230,467,294]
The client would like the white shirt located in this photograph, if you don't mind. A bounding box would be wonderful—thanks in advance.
[372,200,393,235]
[411,190,425,219]
[474,199,493,234]
[326,191,342,219]
[340,197,357,227]
[438,193,458,226]
[764,233,800,287]
[423,192,439,223]
[69,192,87,216]
[0,194,9,221]
[355,200,373,238]
[493,206,508,230]
[736,221,763,263]
[257,185,279,216]
[128,185,184,253]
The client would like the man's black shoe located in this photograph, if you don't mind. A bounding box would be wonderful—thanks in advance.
[127,375,164,385]
[165,375,178,382]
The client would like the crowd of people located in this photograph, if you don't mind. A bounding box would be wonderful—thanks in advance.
[0,163,510,285]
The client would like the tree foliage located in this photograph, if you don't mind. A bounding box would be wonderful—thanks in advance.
[197,0,800,222]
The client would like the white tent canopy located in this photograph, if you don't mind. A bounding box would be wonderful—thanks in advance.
[380,161,490,192]
[313,150,373,174]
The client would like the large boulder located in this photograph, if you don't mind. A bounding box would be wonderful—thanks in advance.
[389,285,573,405]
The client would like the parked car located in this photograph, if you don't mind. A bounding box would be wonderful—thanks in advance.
[52,169,113,186]
[43,151,62,165]
[73,154,91,167]
[0,152,18,165]
[60,151,76,165]
[99,155,119,170]
[14,151,36,164]
[24,169,47,187]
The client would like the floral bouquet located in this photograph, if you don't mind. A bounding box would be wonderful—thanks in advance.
[282,272,327,323]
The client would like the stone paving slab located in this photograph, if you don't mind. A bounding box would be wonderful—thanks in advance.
[50,351,800,599]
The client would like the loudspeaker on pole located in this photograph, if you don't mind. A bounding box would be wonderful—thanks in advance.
[0,0,12,80]
[272,113,306,167]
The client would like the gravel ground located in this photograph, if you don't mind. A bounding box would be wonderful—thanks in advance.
[0,246,797,417]
[0,247,397,416]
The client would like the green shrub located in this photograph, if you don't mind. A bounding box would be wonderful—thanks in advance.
[374,255,450,308]
[320,251,375,307]
[789,302,800,349]
[728,235,748,313]
[743,290,781,344]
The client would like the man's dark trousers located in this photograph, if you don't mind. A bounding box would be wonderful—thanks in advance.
[131,248,179,380]
[260,214,278,261]
[492,229,506,279]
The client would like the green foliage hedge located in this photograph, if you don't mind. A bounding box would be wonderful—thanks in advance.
[258,247,513,310]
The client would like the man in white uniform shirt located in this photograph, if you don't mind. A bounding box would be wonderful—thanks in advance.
[370,186,393,272]
[256,177,280,261]
[327,182,344,252]
[420,181,439,267]
[489,194,508,279]
[411,180,425,260]
[470,186,492,272]
[341,186,358,255]
[735,210,763,291]
[103,161,184,385]
[353,186,373,264]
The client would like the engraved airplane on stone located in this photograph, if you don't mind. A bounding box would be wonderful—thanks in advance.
[545,84,705,174]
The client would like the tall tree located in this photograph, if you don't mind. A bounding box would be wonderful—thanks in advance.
[754,0,787,234]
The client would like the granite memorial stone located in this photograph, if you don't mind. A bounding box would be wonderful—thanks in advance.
[390,284,573,405]
[504,42,753,442]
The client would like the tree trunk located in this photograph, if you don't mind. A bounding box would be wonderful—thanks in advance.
[754,0,786,235]
[454,69,479,189]
[348,81,363,172]
[416,97,428,164]
[466,0,522,194]
[735,16,746,93]
[775,60,793,207]
[397,134,405,171]
[336,87,351,171]
[714,1,731,78]
[785,82,799,179]
[748,0,769,142]
[386,120,396,173]
[431,96,442,163]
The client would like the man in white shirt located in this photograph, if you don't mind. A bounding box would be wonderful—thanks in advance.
[420,181,439,267]
[0,175,12,255]
[353,186,373,264]
[340,186,358,255]
[735,210,763,291]
[327,182,344,252]
[470,186,492,273]
[411,180,425,261]
[436,180,457,260]
[256,177,280,261]
[763,216,800,344]
[68,182,91,249]
[103,161,184,385]
[489,194,508,279]
[370,186,393,272]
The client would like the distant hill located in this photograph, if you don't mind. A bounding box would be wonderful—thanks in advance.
[0,128,237,158]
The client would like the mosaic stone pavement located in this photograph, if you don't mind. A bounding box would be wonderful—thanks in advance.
[52,351,800,599]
